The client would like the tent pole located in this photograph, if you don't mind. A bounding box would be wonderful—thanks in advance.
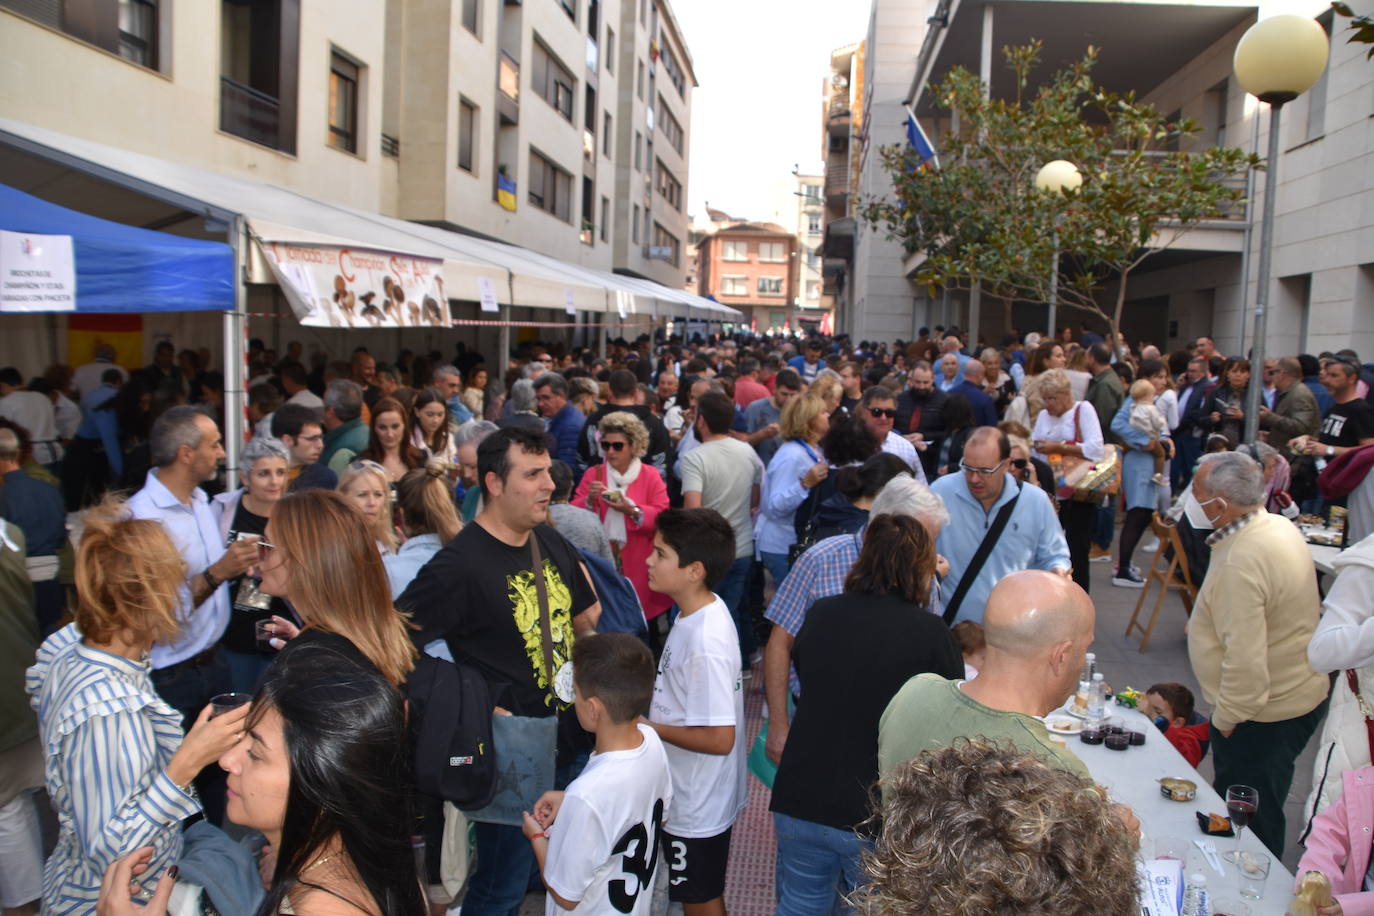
[222,216,247,475]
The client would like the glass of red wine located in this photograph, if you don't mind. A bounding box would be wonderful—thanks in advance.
[1224,784,1258,864]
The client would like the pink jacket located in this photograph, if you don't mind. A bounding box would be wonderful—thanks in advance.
[1298,765,1374,915]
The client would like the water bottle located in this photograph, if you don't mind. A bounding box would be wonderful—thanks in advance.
[1081,652,1097,684]
[1087,672,1106,720]
[1181,872,1210,916]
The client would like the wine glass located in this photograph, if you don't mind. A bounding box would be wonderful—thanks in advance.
[1224,784,1259,864]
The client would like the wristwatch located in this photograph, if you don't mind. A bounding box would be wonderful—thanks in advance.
[1327,446,1335,458]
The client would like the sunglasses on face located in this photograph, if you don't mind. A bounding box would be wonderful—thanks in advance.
[602,441,628,452]
[867,407,897,419]
[1010,458,1029,470]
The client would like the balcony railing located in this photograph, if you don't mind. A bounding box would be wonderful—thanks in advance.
[220,76,280,149]
[825,162,849,191]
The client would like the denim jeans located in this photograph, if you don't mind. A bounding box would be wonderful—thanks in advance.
[773,812,870,916]
[1092,502,1115,550]
[760,551,792,592]
[222,647,274,695]
[464,821,538,916]
[714,556,755,666]
[151,649,232,826]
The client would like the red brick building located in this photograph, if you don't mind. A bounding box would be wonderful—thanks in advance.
[695,221,799,331]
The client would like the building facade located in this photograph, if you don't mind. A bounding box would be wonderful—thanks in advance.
[696,222,799,331]
[848,0,1373,356]
[793,172,825,316]
[0,0,695,288]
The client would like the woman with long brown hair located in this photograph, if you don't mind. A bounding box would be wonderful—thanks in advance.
[769,510,963,913]
[27,499,246,910]
[358,396,425,483]
[257,489,417,687]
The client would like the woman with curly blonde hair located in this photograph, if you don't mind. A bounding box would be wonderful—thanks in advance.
[26,498,247,910]
[571,410,670,620]
[854,739,1138,916]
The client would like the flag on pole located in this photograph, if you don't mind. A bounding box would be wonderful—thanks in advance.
[497,174,518,211]
[904,105,940,169]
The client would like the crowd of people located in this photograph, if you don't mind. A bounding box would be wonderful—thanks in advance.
[2,321,1374,915]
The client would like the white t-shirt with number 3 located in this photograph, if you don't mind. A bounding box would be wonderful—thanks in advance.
[544,723,673,915]
[651,595,748,838]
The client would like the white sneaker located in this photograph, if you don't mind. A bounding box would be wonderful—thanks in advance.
[1141,540,1159,554]
[1112,568,1147,589]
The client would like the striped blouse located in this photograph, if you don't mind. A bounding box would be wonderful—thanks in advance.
[26,624,200,914]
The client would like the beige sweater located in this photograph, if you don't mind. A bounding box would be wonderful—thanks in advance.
[1187,511,1329,733]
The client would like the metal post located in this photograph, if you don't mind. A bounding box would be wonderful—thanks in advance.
[222,215,247,476]
[1047,224,1059,340]
[1243,103,1283,445]
[499,304,511,375]
[968,282,981,354]
[1235,110,1262,357]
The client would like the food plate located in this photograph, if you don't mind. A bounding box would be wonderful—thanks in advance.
[1044,714,1083,735]
[1060,704,1089,720]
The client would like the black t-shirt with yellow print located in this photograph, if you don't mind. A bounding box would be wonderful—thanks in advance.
[397,521,597,718]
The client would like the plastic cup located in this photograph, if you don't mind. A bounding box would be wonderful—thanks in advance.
[1236,850,1270,900]
[209,692,251,718]
[255,618,278,651]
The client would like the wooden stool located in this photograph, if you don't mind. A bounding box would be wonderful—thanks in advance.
[1125,513,1199,652]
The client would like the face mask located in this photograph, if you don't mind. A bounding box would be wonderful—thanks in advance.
[1183,491,1223,531]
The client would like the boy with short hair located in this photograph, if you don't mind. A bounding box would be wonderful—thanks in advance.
[643,508,747,916]
[1141,681,1212,768]
[523,634,672,914]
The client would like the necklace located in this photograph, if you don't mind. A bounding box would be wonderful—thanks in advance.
[302,851,341,874]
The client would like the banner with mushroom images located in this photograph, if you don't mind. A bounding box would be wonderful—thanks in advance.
[260,241,449,328]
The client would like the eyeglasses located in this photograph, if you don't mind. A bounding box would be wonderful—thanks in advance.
[601,441,628,452]
[867,407,897,420]
[348,459,387,475]
[256,540,277,563]
[297,434,323,443]
[960,460,1007,477]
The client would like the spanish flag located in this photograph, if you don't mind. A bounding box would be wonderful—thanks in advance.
[497,175,518,212]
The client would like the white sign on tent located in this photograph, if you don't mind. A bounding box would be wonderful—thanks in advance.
[0,230,76,312]
[260,240,448,328]
[478,277,500,313]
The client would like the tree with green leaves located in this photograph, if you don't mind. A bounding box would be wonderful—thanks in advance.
[1332,1,1374,58]
[862,43,1258,348]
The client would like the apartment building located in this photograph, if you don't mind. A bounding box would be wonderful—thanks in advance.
[851,0,1374,355]
[794,172,825,315]
[696,222,799,331]
[0,0,698,366]
[819,41,871,339]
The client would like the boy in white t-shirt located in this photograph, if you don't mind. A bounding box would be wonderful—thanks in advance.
[643,508,748,916]
[523,633,673,915]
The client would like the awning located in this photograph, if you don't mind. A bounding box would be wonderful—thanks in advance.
[0,182,233,313]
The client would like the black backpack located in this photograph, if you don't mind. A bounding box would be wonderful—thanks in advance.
[406,653,496,809]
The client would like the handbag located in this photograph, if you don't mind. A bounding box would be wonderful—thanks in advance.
[461,533,562,826]
[1055,403,1121,503]
[1347,669,1374,760]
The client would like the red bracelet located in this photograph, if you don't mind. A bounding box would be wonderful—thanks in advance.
[531,832,546,840]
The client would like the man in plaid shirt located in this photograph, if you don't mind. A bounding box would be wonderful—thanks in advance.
[762,476,949,764]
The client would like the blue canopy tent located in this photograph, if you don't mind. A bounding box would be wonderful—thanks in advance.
[0,182,234,312]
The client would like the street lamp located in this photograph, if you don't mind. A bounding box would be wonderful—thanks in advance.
[1035,159,1082,340]
[1233,14,1329,443]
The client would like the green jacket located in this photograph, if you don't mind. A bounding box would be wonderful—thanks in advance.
[1260,381,1320,454]
[0,521,39,754]
[322,418,370,474]
[1085,368,1125,445]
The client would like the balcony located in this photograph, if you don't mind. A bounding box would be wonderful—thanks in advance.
[220,77,280,149]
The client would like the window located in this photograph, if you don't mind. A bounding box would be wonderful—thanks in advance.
[722,240,749,261]
[581,177,595,244]
[634,131,642,170]
[655,159,682,210]
[458,98,476,172]
[651,223,681,267]
[806,281,819,301]
[220,0,301,154]
[1305,13,1333,141]
[118,0,157,66]
[660,43,685,97]
[804,184,823,202]
[461,0,479,35]
[632,205,641,243]
[528,149,573,222]
[807,214,821,235]
[532,39,575,122]
[328,52,360,153]
[769,310,786,329]
[636,60,645,101]
[603,112,613,157]
[658,101,683,154]
[721,276,748,296]
[759,242,786,262]
[600,197,610,242]
[558,0,576,22]
[758,276,784,296]
[605,27,615,73]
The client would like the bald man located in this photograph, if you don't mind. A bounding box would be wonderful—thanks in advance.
[878,570,1094,797]
[951,359,999,427]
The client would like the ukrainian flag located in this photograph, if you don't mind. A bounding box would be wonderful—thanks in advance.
[497,174,518,212]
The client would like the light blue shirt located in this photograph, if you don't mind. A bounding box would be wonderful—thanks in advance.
[384,532,443,600]
[755,439,821,555]
[27,625,200,913]
[1009,361,1026,391]
[126,469,228,668]
[930,472,1071,624]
